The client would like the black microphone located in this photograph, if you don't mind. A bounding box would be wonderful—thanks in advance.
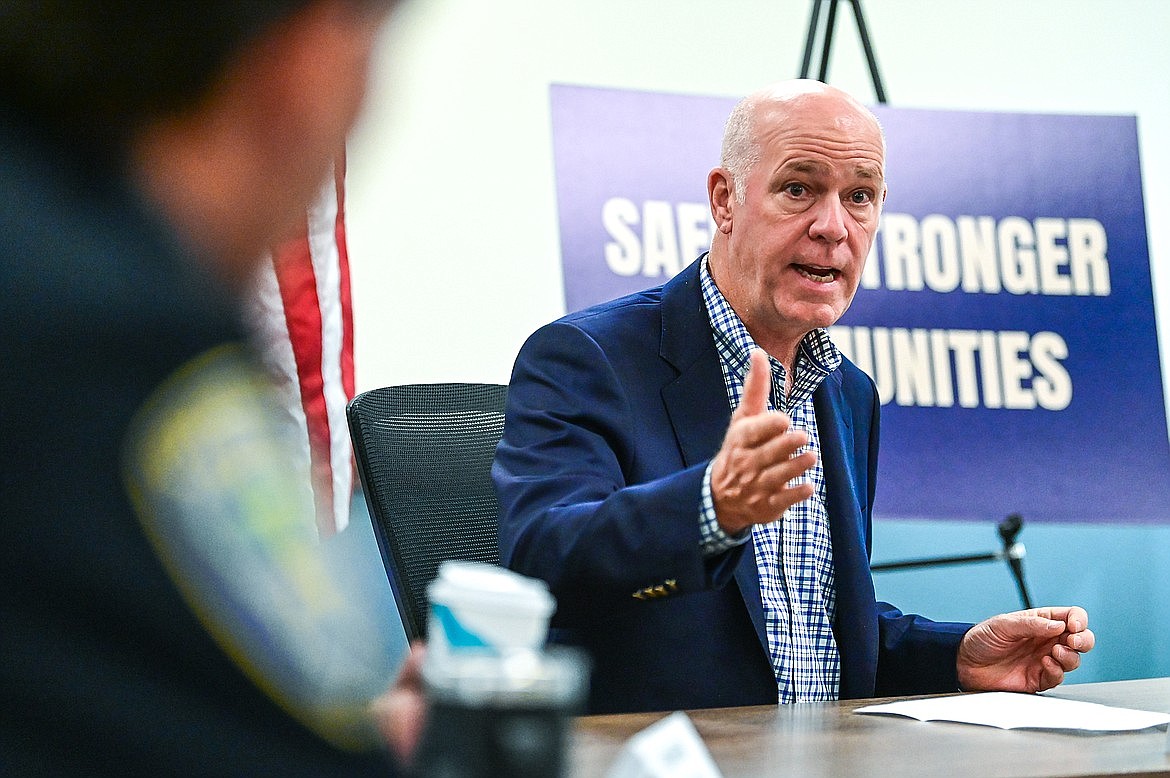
[997,513,1033,610]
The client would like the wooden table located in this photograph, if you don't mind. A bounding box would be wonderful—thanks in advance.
[570,677,1170,777]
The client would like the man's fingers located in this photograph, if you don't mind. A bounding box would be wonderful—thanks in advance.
[711,436,817,532]
[1064,606,1089,633]
[736,349,772,418]
[1043,654,1066,688]
[1051,643,1082,672]
[997,613,1066,641]
[727,479,815,525]
[767,481,815,513]
[713,441,814,499]
[1029,606,1089,633]
[731,413,799,449]
[755,448,817,490]
[1069,628,1094,652]
[716,426,813,493]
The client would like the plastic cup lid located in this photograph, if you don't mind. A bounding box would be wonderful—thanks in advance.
[429,560,555,616]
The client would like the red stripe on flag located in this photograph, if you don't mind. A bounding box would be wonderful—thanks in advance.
[262,154,355,538]
[271,222,338,538]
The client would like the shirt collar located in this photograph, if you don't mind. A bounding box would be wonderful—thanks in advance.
[700,254,842,409]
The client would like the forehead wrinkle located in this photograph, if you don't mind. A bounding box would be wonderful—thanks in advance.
[763,128,883,161]
[773,156,885,186]
[787,159,828,175]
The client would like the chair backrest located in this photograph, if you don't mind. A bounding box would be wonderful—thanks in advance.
[346,382,507,641]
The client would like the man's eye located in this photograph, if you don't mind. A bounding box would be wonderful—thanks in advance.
[784,183,807,197]
[849,190,873,204]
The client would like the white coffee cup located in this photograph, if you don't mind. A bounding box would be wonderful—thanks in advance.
[427,560,555,661]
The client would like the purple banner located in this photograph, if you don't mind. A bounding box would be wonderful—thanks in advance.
[549,83,1170,524]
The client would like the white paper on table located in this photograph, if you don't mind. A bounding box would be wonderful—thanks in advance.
[854,692,1170,732]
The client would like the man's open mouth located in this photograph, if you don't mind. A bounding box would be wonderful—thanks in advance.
[795,264,839,283]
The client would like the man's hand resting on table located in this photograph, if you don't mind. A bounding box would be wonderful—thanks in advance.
[956,606,1095,693]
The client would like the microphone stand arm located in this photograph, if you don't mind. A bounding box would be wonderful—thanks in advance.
[870,514,1034,610]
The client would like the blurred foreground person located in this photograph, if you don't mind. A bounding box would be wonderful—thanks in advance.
[0,1,424,774]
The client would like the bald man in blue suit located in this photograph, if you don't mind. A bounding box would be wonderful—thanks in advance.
[493,81,1093,715]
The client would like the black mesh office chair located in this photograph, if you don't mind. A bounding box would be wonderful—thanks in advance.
[346,383,507,640]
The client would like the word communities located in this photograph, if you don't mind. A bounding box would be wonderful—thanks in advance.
[829,326,1071,411]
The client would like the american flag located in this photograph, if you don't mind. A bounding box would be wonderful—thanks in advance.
[249,156,356,538]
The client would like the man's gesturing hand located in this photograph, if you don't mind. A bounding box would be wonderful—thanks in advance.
[709,349,817,536]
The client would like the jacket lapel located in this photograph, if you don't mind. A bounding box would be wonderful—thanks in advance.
[659,259,730,468]
[815,371,879,698]
[658,258,770,655]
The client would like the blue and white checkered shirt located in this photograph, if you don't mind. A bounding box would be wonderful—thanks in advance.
[698,255,842,703]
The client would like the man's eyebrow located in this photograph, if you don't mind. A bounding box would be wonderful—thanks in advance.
[854,163,883,181]
[785,160,829,175]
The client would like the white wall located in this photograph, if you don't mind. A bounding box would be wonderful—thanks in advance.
[347,0,1170,400]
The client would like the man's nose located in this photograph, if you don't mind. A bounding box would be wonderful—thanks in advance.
[809,196,848,244]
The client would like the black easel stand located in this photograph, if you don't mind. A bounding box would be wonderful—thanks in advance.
[798,2,1034,613]
[799,0,888,104]
[870,514,1035,610]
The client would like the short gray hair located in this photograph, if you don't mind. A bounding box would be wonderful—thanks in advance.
[720,95,761,204]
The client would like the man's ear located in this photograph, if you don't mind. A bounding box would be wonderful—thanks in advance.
[708,168,735,235]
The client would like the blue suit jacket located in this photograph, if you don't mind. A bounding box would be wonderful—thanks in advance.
[494,258,969,714]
